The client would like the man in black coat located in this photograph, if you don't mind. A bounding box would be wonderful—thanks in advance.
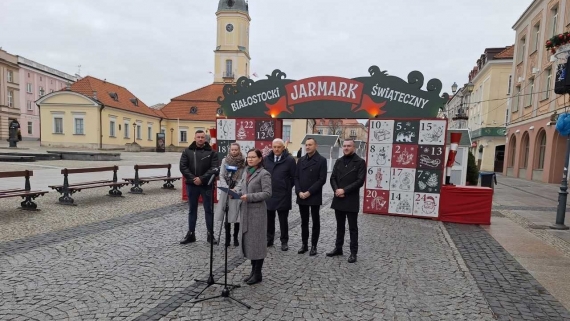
[263,138,296,251]
[294,138,327,256]
[326,139,366,263]
[179,130,219,245]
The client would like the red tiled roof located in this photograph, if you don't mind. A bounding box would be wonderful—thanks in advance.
[170,84,225,101]
[161,83,224,121]
[495,45,515,59]
[69,76,161,118]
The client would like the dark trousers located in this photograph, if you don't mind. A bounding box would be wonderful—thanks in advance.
[334,210,358,254]
[187,184,214,233]
[299,205,321,246]
[267,210,289,244]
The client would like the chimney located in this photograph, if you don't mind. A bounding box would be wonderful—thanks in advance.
[93,91,98,100]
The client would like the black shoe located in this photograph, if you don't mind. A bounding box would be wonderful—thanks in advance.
[281,243,289,251]
[326,248,343,257]
[233,223,240,246]
[243,261,255,282]
[267,240,274,247]
[207,232,218,245]
[224,224,231,247]
[348,253,357,263]
[309,246,317,256]
[180,231,196,244]
[247,259,263,285]
[298,244,308,254]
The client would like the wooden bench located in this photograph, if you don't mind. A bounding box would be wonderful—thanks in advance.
[123,164,181,194]
[48,166,128,205]
[0,170,49,210]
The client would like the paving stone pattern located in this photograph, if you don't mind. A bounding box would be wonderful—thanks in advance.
[445,222,570,320]
[0,192,499,320]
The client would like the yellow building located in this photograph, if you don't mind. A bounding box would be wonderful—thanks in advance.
[36,76,165,149]
[36,0,308,150]
[465,46,514,172]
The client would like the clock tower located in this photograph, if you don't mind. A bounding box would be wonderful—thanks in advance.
[214,0,251,84]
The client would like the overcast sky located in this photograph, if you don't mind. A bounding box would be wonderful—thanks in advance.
[1,0,532,106]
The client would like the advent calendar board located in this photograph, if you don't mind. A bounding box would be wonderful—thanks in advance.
[216,118,283,159]
[363,119,447,218]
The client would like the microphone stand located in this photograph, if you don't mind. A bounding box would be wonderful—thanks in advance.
[191,172,250,309]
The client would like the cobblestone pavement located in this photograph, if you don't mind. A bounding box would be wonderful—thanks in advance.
[1,169,570,320]
[446,223,570,320]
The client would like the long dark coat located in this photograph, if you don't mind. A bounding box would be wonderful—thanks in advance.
[294,151,328,206]
[330,153,366,213]
[263,149,296,211]
[236,168,272,260]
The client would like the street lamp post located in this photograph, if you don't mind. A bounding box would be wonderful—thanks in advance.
[552,133,570,230]
[170,128,174,147]
[450,81,474,129]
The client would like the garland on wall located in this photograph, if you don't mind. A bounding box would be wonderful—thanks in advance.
[546,32,570,53]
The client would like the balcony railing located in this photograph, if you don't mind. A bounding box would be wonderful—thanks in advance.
[223,72,234,79]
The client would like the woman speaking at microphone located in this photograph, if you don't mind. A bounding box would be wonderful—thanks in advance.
[233,149,272,285]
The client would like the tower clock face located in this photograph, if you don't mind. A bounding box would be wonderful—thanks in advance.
[226,24,234,32]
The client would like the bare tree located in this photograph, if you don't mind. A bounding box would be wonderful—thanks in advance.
[327,119,345,137]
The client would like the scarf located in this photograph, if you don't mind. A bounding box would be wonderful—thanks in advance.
[224,153,245,185]
[246,165,261,182]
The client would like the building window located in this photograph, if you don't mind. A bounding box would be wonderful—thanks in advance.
[520,133,530,168]
[507,75,512,95]
[74,117,84,135]
[27,83,32,93]
[317,129,323,134]
[533,23,540,51]
[225,60,233,76]
[53,117,63,134]
[7,90,14,107]
[180,130,188,143]
[27,100,33,111]
[513,86,521,112]
[527,79,534,106]
[283,125,291,142]
[27,122,33,135]
[110,120,116,137]
[39,86,45,97]
[552,6,559,37]
[544,68,552,100]
[7,70,13,83]
[350,129,357,137]
[147,125,153,140]
[536,130,547,169]
[136,124,142,140]
[518,37,526,63]
[124,122,130,138]
[508,136,517,167]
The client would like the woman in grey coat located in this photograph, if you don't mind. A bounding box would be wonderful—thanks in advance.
[234,149,272,285]
[215,143,246,247]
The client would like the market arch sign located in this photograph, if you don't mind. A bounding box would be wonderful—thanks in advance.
[217,66,450,119]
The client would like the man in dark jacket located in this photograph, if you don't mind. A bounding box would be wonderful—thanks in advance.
[294,138,327,256]
[326,139,366,263]
[179,130,219,245]
[264,138,296,251]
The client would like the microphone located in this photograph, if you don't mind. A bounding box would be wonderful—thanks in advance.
[225,165,238,188]
[208,167,220,186]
